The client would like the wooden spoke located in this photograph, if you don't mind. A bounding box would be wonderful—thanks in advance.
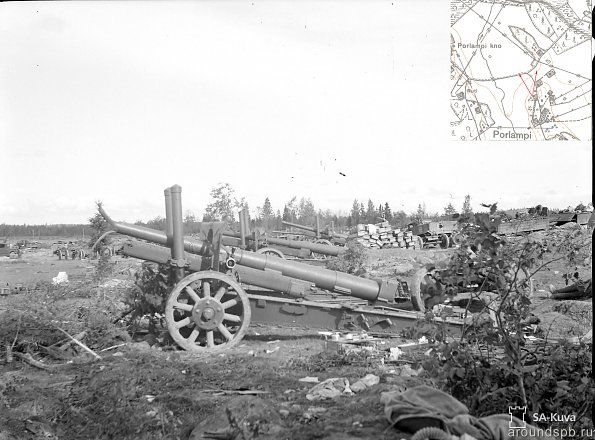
[221,298,239,310]
[206,331,215,348]
[174,302,193,312]
[214,286,226,301]
[187,328,200,343]
[202,281,211,297]
[223,313,241,323]
[185,286,201,303]
[174,317,192,329]
[217,324,233,341]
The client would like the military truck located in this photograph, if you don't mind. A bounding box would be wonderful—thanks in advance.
[408,220,460,249]
[0,240,21,258]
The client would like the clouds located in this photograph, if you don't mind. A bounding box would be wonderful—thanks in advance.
[0,1,591,224]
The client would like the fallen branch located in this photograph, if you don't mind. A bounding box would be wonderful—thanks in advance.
[100,343,126,352]
[57,331,87,350]
[54,327,101,360]
[6,343,13,364]
[40,345,74,361]
[14,352,58,371]
[199,389,270,396]
[11,315,22,349]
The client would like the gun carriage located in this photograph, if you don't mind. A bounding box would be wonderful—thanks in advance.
[99,185,461,352]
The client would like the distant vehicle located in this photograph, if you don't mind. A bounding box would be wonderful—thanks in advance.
[0,240,21,258]
[408,221,460,249]
[495,211,593,235]
[410,211,593,248]
[16,239,40,249]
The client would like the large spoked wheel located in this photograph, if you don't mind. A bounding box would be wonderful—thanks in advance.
[165,271,251,352]
[255,247,285,259]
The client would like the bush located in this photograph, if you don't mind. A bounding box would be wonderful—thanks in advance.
[407,210,593,431]
[326,241,368,275]
[420,340,593,432]
[122,262,174,333]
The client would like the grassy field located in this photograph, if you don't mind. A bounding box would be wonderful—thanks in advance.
[0,236,591,439]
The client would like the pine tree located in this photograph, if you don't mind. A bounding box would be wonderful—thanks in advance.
[415,203,427,223]
[384,202,393,222]
[260,197,273,229]
[461,195,473,215]
[350,199,360,225]
[297,198,316,225]
[366,199,376,224]
[282,197,298,222]
[444,202,457,216]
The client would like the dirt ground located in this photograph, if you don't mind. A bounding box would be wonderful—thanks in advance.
[0,240,591,439]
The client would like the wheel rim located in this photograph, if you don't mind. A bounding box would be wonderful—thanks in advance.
[165,271,251,352]
[439,235,449,249]
[255,247,285,259]
[410,267,427,312]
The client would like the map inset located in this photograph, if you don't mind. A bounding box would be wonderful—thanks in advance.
[450,0,592,141]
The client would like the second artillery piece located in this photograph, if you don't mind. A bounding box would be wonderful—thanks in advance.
[99,185,461,352]
[220,209,344,260]
[281,217,348,246]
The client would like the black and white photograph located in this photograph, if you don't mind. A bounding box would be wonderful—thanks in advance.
[0,1,592,439]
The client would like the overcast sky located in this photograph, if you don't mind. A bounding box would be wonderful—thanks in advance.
[0,1,592,224]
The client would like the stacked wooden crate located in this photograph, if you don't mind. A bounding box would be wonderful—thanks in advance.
[353,222,419,249]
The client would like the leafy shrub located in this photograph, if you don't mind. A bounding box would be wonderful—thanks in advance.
[420,340,593,432]
[407,209,593,430]
[122,262,174,333]
[325,241,368,275]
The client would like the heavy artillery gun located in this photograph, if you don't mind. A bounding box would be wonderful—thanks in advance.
[282,218,348,246]
[98,185,460,352]
[221,210,343,260]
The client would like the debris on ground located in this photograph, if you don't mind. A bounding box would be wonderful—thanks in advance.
[350,374,380,393]
[306,377,352,401]
[298,376,320,384]
[324,331,382,354]
[52,271,69,285]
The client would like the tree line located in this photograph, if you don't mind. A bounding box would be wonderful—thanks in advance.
[2,183,590,238]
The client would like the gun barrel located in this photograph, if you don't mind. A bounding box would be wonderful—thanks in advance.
[282,220,317,234]
[282,220,348,241]
[99,199,396,303]
[222,231,342,257]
